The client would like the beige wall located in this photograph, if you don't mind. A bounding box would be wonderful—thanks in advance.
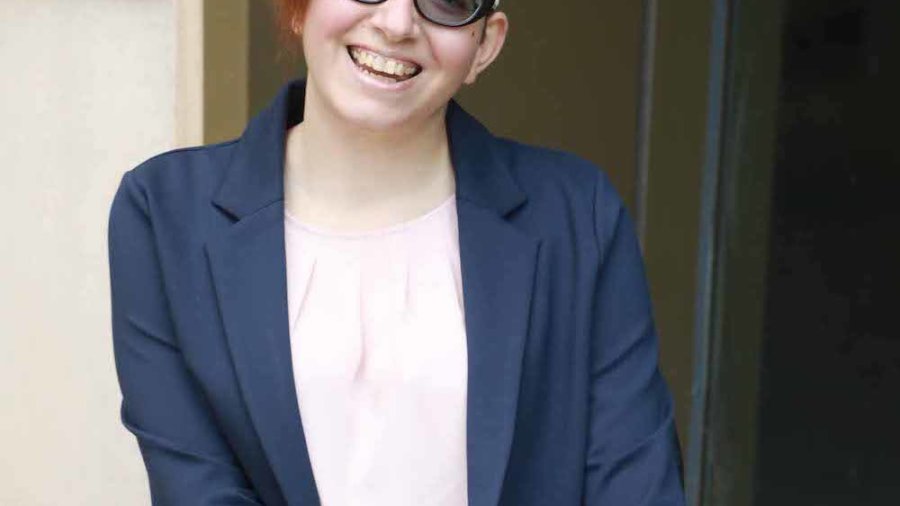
[0,1,177,504]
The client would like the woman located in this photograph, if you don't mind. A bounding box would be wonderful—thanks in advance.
[107,0,686,504]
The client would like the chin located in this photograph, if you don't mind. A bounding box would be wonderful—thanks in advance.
[337,101,427,134]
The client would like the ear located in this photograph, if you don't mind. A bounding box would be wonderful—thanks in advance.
[464,12,509,85]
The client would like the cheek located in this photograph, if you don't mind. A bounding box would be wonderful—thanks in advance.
[302,0,364,46]
[427,29,480,76]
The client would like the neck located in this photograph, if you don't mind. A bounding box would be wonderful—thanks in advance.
[284,84,455,216]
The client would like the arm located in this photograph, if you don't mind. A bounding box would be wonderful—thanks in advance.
[583,174,685,505]
[108,170,264,505]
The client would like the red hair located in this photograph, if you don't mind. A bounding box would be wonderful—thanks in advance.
[272,0,309,54]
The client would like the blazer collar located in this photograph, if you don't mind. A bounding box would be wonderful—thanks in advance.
[212,78,526,221]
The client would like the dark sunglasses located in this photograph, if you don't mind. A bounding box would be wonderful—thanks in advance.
[352,0,500,28]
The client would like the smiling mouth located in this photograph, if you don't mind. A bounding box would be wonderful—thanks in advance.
[348,46,422,83]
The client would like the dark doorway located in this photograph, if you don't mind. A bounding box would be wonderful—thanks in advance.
[753,1,900,503]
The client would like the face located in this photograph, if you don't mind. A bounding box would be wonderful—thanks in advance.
[296,0,508,132]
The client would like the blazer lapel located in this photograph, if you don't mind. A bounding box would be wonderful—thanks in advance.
[205,82,319,505]
[205,202,319,505]
[446,101,541,506]
[205,80,540,506]
[457,200,540,506]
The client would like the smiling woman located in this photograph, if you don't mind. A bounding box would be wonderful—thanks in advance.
[107,0,686,504]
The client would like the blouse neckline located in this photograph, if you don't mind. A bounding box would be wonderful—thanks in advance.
[284,193,456,240]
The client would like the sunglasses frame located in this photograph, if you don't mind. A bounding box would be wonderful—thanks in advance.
[352,0,501,28]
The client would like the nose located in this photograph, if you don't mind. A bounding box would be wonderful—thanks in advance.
[369,0,419,41]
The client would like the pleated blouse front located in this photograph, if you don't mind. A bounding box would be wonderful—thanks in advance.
[283,194,469,506]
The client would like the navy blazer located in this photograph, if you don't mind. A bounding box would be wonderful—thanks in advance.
[108,79,685,505]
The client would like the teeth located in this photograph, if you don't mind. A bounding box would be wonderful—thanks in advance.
[350,46,419,79]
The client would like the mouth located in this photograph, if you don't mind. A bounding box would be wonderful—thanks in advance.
[347,45,422,84]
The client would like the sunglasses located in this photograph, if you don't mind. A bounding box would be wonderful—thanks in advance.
[351,0,500,28]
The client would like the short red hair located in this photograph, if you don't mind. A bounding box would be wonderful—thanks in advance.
[272,0,308,54]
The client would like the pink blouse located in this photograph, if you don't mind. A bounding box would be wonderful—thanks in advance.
[284,194,469,506]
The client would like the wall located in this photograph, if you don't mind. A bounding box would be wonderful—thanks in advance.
[0,1,176,504]
[455,0,644,211]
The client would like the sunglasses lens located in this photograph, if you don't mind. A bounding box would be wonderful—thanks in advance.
[418,0,483,26]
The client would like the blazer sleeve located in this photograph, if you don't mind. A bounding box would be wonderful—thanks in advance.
[108,170,264,505]
[583,173,686,505]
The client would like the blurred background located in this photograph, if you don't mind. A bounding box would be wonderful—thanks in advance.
[1,0,897,504]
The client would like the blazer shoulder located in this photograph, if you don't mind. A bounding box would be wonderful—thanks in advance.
[497,137,603,190]
[495,137,627,244]
[121,139,239,213]
[129,139,238,189]
[110,139,240,239]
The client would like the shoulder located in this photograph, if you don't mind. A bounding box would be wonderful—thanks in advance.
[493,136,627,249]
[126,139,239,200]
[109,139,239,234]
[495,136,600,188]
